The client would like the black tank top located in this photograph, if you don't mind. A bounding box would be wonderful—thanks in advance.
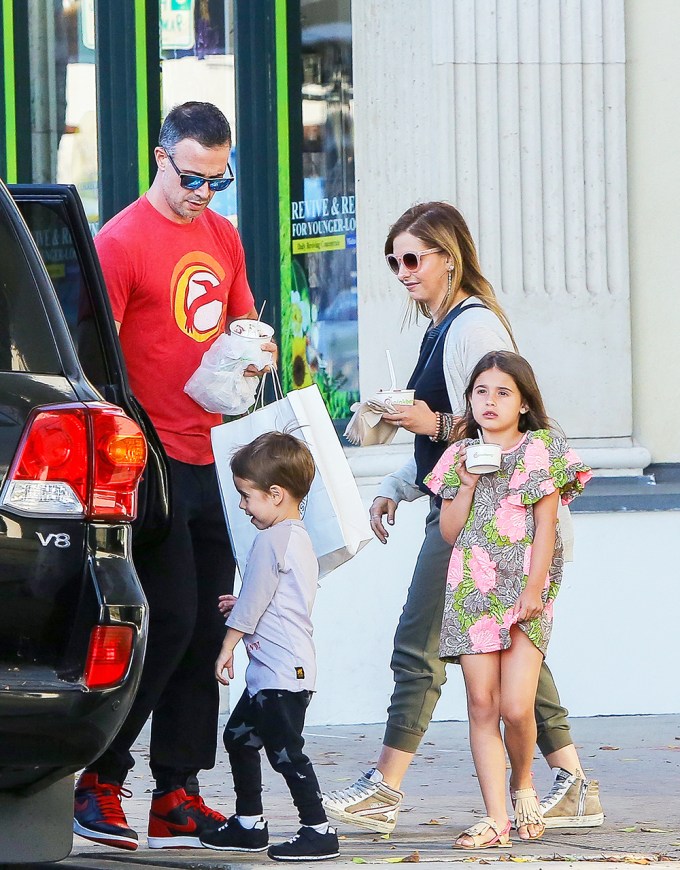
[407,301,486,493]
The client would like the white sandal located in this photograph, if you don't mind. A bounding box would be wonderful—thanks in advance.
[454,816,512,850]
[511,787,545,840]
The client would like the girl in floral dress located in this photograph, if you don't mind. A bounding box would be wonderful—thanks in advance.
[424,351,591,849]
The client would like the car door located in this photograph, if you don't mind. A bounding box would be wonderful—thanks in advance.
[8,184,171,546]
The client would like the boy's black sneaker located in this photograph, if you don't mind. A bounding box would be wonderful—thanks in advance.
[200,814,269,852]
[268,825,340,862]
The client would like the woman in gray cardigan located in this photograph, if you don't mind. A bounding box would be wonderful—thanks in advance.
[322,202,603,835]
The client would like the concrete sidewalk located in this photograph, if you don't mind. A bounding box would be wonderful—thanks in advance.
[61,714,680,869]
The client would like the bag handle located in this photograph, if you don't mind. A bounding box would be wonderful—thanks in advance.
[252,364,284,411]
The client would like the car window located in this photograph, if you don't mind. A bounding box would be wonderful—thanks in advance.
[0,208,62,373]
[15,201,110,387]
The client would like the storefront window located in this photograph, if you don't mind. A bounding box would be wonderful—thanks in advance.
[282,0,357,420]
[28,0,99,223]
[160,0,238,224]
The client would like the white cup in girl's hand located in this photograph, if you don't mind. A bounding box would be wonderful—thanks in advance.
[465,442,502,474]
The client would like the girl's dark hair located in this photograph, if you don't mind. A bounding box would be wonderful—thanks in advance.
[158,101,231,153]
[453,351,550,440]
[230,432,315,501]
[384,201,515,345]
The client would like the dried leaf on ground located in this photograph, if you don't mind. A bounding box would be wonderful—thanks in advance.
[621,827,638,833]
[641,828,672,834]
[352,858,367,864]
[599,745,620,750]
[385,851,420,863]
[420,819,442,825]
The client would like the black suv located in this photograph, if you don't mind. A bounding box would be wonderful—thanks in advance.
[0,181,169,863]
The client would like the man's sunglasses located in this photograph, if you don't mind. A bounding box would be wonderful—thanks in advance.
[385,247,440,274]
[164,150,234,192]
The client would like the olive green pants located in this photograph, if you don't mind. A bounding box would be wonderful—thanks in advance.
[383,502,574,757]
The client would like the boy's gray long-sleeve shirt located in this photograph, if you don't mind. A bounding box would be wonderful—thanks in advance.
[226,519,319,694]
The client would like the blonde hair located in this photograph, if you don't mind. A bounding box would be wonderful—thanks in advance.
[385,201,516,346]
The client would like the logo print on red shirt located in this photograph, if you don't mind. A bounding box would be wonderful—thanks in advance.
[171,251,227,342]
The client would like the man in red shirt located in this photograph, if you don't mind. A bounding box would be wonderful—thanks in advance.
[74,102,274,851]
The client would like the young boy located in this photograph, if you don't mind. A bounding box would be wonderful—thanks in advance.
[200,431,339,862]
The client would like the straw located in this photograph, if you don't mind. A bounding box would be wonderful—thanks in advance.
[386,349,397,391]
[477,428,485,444]
[257,300,267,321]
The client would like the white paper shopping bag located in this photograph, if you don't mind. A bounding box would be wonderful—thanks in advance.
[211,384,372,578]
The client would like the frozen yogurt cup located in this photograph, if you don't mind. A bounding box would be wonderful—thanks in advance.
[230,319,275,341]
[375,388,415,407]
[465,442,502,474]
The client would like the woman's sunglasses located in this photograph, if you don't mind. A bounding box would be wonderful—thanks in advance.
[164,150,234,192]
[385,247,440,274]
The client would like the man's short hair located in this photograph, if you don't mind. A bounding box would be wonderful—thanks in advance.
[158,101,231,153]
[230,432,316,502]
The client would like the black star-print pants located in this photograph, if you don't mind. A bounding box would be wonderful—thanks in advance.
[224,688,327,825]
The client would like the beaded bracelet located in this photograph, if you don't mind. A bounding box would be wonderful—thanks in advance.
[440,412,453,442]
[429,411,442,442]
[429,411,456,442]
[429,411,456,441]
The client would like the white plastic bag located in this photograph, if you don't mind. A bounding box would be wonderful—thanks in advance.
[184,332,272,415]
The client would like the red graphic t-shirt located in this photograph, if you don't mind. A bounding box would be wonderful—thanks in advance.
[96,195,254,464]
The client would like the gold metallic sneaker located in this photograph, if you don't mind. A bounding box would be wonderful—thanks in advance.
[322,769,402,834]
[540,768,605,828]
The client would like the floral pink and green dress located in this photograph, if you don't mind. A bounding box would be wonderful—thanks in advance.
[424,429,591,661]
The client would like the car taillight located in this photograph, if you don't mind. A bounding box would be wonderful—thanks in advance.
[1,403,147,520]
[91,407,148,518]
[83,625,135,689]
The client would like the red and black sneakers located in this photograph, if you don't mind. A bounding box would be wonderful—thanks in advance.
[147,784,227,848]
[73,771,138,851]
[74,771,226,850]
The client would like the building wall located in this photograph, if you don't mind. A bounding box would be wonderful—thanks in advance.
[312,495,680,723]
[228,485,680,724]
[256,0,680,726]
[350,0,680,467]
[626,0,680,463]
[352,0,638,464]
